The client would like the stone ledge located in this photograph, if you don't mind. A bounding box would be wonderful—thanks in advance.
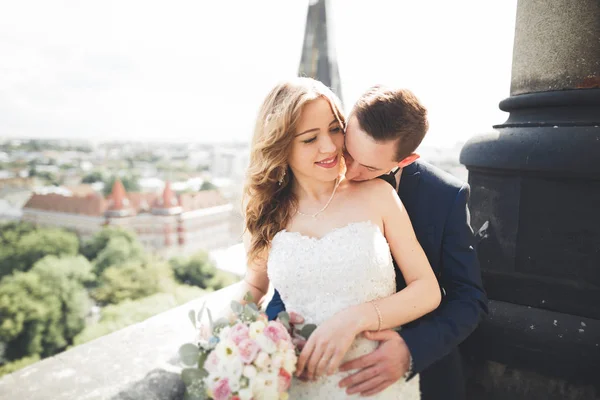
[0,285,240,400]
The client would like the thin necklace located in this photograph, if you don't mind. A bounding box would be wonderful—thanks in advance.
[296,177,342,218]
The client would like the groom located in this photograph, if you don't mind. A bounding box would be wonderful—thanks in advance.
[266,85,488,400]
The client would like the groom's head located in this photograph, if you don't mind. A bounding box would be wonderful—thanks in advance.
[344,85,428,182]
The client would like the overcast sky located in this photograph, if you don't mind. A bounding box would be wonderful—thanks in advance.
[0,0,517,148]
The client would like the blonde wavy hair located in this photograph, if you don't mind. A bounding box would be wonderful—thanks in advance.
[244,77,346,265]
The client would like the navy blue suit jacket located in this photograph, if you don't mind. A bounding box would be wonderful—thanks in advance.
[266,160,488,378]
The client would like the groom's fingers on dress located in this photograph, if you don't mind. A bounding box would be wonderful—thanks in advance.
[338,351,379,372]
[360,381,392,397]
[338,365,379,388]
[345,376,386,395]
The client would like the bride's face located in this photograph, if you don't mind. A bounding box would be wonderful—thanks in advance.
[288,98,344,183]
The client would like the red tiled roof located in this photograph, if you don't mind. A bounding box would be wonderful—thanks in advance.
[179,190,229,212]
[153,182,180,209]
[23,193,106,216]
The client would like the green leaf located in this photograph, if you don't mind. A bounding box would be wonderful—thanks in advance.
[277,311,290,331]
[247,302,259,312]
[197,351,209,371]
[244,291,254,303]
[230,300,243,315]
[179,343,200,366]
[188,310,196,329]
[212,318,230,335]
[242,304,259,321]
[181,367,206,386]
[299,324,317,339]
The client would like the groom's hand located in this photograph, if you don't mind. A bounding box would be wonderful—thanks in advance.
[338,330,411,397]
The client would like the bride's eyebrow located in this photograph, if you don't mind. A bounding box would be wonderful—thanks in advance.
[296,119,339,137]
[296,128,319,137]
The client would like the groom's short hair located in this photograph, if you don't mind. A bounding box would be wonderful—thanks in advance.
[351,85,429,162]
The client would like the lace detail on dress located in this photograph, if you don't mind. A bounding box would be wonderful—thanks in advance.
[268,221,420,399]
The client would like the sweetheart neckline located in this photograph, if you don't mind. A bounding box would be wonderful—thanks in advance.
[274,220,382,243]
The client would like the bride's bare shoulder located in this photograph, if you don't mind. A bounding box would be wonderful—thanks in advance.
[345,178,396,199]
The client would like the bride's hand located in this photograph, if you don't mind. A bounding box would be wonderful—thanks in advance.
[296,307,362,380]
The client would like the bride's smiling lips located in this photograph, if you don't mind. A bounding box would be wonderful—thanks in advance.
[315,155,338,169]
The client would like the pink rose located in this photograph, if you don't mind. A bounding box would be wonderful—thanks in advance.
[263,321,290,344]
[204,351,220,374]
[278,367,292,392]
[238,338,260,364]
[212,377,232,400]
[229,322,250,345]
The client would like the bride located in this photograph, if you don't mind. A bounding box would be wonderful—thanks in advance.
[232,77,441,399]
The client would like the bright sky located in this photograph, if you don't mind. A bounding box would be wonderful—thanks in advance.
[0,0,517,148]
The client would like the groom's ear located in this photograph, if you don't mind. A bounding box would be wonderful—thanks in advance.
[397,153,420,168]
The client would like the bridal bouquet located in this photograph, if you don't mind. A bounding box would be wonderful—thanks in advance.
[179,294,315,400]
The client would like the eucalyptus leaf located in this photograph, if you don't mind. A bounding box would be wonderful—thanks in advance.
[242,304,259,321]
[277,311,290,324]
[181,367,206,386]
[244,291,254,303]
[212,318,230,335]
[188,310,196,329]
[179,343,200,367]
[197,351,209,371]
[231,300,243,315]
[247,302,259,312]
[299,323,317,339]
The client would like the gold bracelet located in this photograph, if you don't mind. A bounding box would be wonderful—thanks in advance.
[371,300,383,332]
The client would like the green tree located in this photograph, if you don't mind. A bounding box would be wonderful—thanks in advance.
[169,252,239,290]
[0,256,93,361]
[80,226,139,263]
[102,175,140,196]
[200,181,217,191]
[0,225,79,279]
[81,170,104,184]
[92,261,174,305]
[92,236,145,276]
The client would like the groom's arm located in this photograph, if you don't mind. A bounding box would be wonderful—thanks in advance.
[265,289,286,321]
[400,184,488,377]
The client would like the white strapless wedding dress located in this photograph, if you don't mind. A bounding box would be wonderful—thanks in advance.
[268,221,420,399]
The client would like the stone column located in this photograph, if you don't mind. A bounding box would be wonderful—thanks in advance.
[460,0,600,398]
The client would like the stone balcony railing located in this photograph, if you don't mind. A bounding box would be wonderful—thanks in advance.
[0,285,242,400]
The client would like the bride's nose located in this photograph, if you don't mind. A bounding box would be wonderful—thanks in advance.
[319,134,338,154]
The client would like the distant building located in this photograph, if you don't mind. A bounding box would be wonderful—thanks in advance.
[210,148,249,179]
[21,180,237,256]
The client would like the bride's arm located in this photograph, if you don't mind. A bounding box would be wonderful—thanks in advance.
[353,179,441,331]
[229,231,270,306]
[296,180,440,379]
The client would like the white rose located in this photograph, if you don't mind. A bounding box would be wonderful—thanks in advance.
[249,321,266,339]
[283,350,297,374]
[254,351,271,370]
[256,334,277,354]
[215,338,239,362]
[238,387,253,400]
[224,357,243,383]
[253,371,279,400]
[218,326,232,341]
[271,353,283,370]
[243,365,257,379]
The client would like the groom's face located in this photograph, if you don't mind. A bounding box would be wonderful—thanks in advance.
[344,116,400,182]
